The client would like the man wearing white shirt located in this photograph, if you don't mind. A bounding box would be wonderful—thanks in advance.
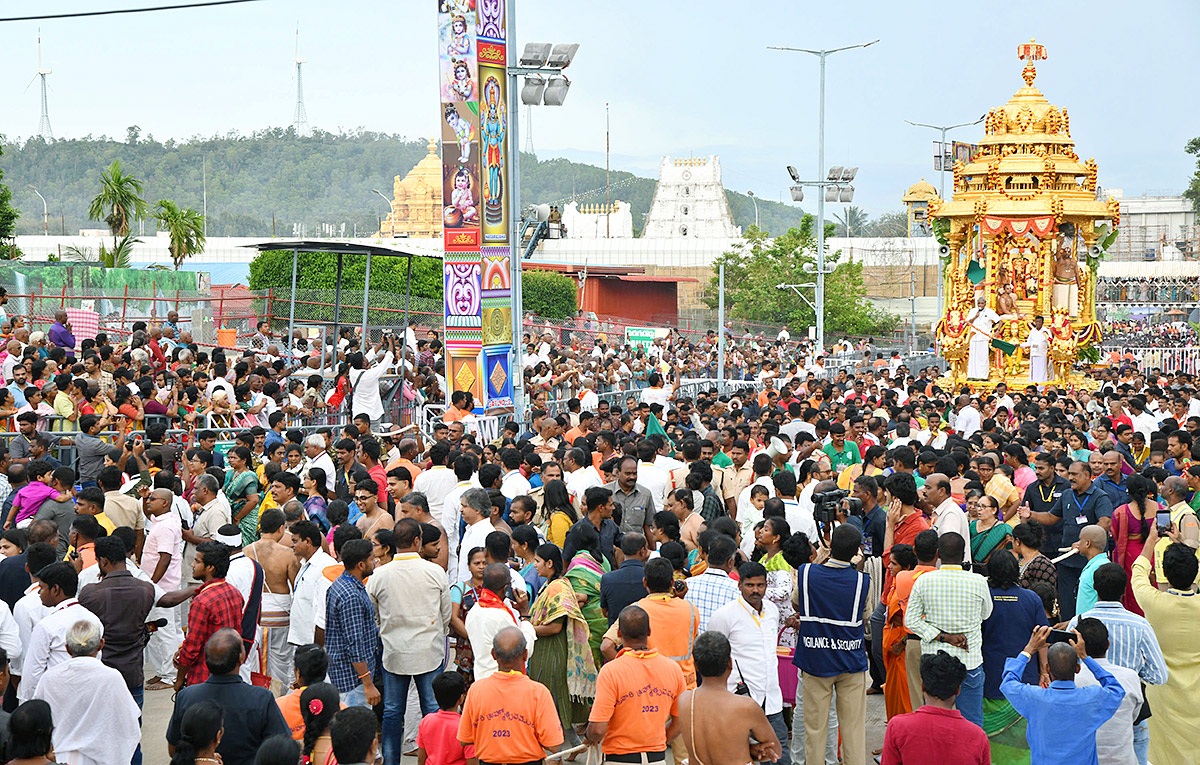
[288,521,338,649]
[19,561,103,702]
[639,372,672,409]
[455,489,496,584]
[349,335,396,427]
[954,395,982,440]
[499,450,531,500]
[635,442,670,513]
[737,454,775,546]
[464,563,536,681]
[923,474,973,565]
[440,458,480,582]
[707,562,789,763]
[302,435,337,494]
[564,449,603,498]
[13,543,57,678]
[413,443,458,520]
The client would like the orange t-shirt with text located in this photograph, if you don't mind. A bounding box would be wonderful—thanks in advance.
[458,671,564,763]
[639,595,700,689]
[589,648,686,755]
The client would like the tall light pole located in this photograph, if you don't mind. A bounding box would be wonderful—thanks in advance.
[770,40,878,352]
[904,115,985,321]
[370,189,392,236]
[26,186,48,236]
[746,190,759,229]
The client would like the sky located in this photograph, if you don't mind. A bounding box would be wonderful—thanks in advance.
[0,0,1197,218]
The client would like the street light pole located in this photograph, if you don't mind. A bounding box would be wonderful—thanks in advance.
[370,189,392,236]
[27,186,47,236]
[747,190,759,229]
[904,115,985,321]
[770,40,877,352]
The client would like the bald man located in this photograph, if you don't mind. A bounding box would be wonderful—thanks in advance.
[1000,626,1124,765]
[1073,525,1111,617]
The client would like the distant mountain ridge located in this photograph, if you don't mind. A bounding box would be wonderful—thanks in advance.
[0,128,811,238]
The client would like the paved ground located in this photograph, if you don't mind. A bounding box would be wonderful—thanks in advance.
[140,685,887,764]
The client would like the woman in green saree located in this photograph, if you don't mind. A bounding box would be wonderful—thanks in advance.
[970,494,1012,575]
[225,446,261,546]
[528,543,597,735]
[563,524,608,667]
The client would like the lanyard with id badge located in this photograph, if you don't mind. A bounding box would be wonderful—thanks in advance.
[1071,491,1092,527]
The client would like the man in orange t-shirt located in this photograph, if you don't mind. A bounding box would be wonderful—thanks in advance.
[586,606,686,760]
[458,627,563,762]
[638,559,700,688]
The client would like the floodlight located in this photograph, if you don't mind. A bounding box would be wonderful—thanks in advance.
[521,77,547,105]
[827,166,844,181]
[520,43,552,67]
[547,43,580,69]
[839,185,855,202]
[790,186,804,202]
[841,167,858,181]
[542,76,571,106]
[534,204,552,222]
[786,165,800,182]
[825,186,840,202]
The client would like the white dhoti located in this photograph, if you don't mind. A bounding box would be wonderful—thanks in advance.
[1054,281,1078,317]
[239,625,262,686]
[967,332,991,379]
[1029,352,1049,383]
[145,604,183,683]
[259,591,294,695]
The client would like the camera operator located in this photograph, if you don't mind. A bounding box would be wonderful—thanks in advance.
[846,475,885,558]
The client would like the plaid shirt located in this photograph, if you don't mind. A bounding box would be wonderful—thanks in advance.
[179,579,244,686]
[685,568,740,631]
[905,565,993,670]
[325,572,379,692]
[699,485,726,523]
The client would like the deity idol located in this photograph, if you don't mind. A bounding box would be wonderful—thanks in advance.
[448,59,475,101]
[481,77,506,205]
[1053,223,1081,317]
[446,14,470,56]
[448,167,479,224]
[444,104,474,163]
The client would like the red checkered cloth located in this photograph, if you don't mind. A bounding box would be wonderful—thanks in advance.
[64,308,99,350]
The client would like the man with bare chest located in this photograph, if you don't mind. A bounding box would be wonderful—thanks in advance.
[354,478,392,540]
[245,507,300,692]
[679,631,781,765]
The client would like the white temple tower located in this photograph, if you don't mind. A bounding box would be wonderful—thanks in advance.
[641,156,741,239]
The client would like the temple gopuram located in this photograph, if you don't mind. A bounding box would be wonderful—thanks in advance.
[932,40,1120,390]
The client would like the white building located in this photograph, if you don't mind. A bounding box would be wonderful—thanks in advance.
[1104,191,1198,261]
[641,156,741,239]
[560,201,634,239]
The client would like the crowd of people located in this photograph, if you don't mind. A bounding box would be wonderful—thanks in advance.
[0,293,1199,765]
[1101,320,1199,349]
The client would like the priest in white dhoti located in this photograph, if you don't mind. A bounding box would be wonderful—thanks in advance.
[965,295,1015,380]
[1023,314,1051,384]
[32,619,141,765]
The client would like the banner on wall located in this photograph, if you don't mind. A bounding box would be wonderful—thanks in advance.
[438,0,512,411]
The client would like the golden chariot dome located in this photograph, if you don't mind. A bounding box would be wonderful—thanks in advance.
[902,179,938,204]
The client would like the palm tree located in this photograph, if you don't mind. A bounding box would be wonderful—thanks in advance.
[65,234,139,269]
[153,199,206,270]
[833,205,870,237]
[87,160,148,242]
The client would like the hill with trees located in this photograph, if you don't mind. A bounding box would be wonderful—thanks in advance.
[0,128,822,238]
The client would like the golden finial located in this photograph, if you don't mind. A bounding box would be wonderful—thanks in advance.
[1017,38,1047,86]
[426,137,438,154]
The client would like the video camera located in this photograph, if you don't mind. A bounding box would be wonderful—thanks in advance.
[812,489,863,525]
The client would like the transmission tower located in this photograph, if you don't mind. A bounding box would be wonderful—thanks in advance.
[34,30,53,140]
[292,25,311,136]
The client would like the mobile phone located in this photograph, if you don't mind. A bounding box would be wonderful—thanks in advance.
[1157,510,1172,530]
[1048,629,1075,645]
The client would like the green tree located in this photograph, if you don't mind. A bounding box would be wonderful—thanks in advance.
[88,160,148,243]
[521,270,578,319]
[832,205,869,237]
[1186,137,1200,212]
[63,234,139,269]
[152,199,206,270]
[865,210,910,237]
[0,145,19,260]
[705,217,897,337]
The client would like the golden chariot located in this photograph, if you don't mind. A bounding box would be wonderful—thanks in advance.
[931,40,1119,391]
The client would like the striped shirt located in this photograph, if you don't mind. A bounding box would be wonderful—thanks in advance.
[1068,600,1168,685]
[905,564,993,669]
[684,568,739,631]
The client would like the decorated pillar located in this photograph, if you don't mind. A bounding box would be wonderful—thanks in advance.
[437,0,514,412]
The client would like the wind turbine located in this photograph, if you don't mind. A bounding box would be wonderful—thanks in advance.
[28,29,53,140]
[292,25,311,136]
